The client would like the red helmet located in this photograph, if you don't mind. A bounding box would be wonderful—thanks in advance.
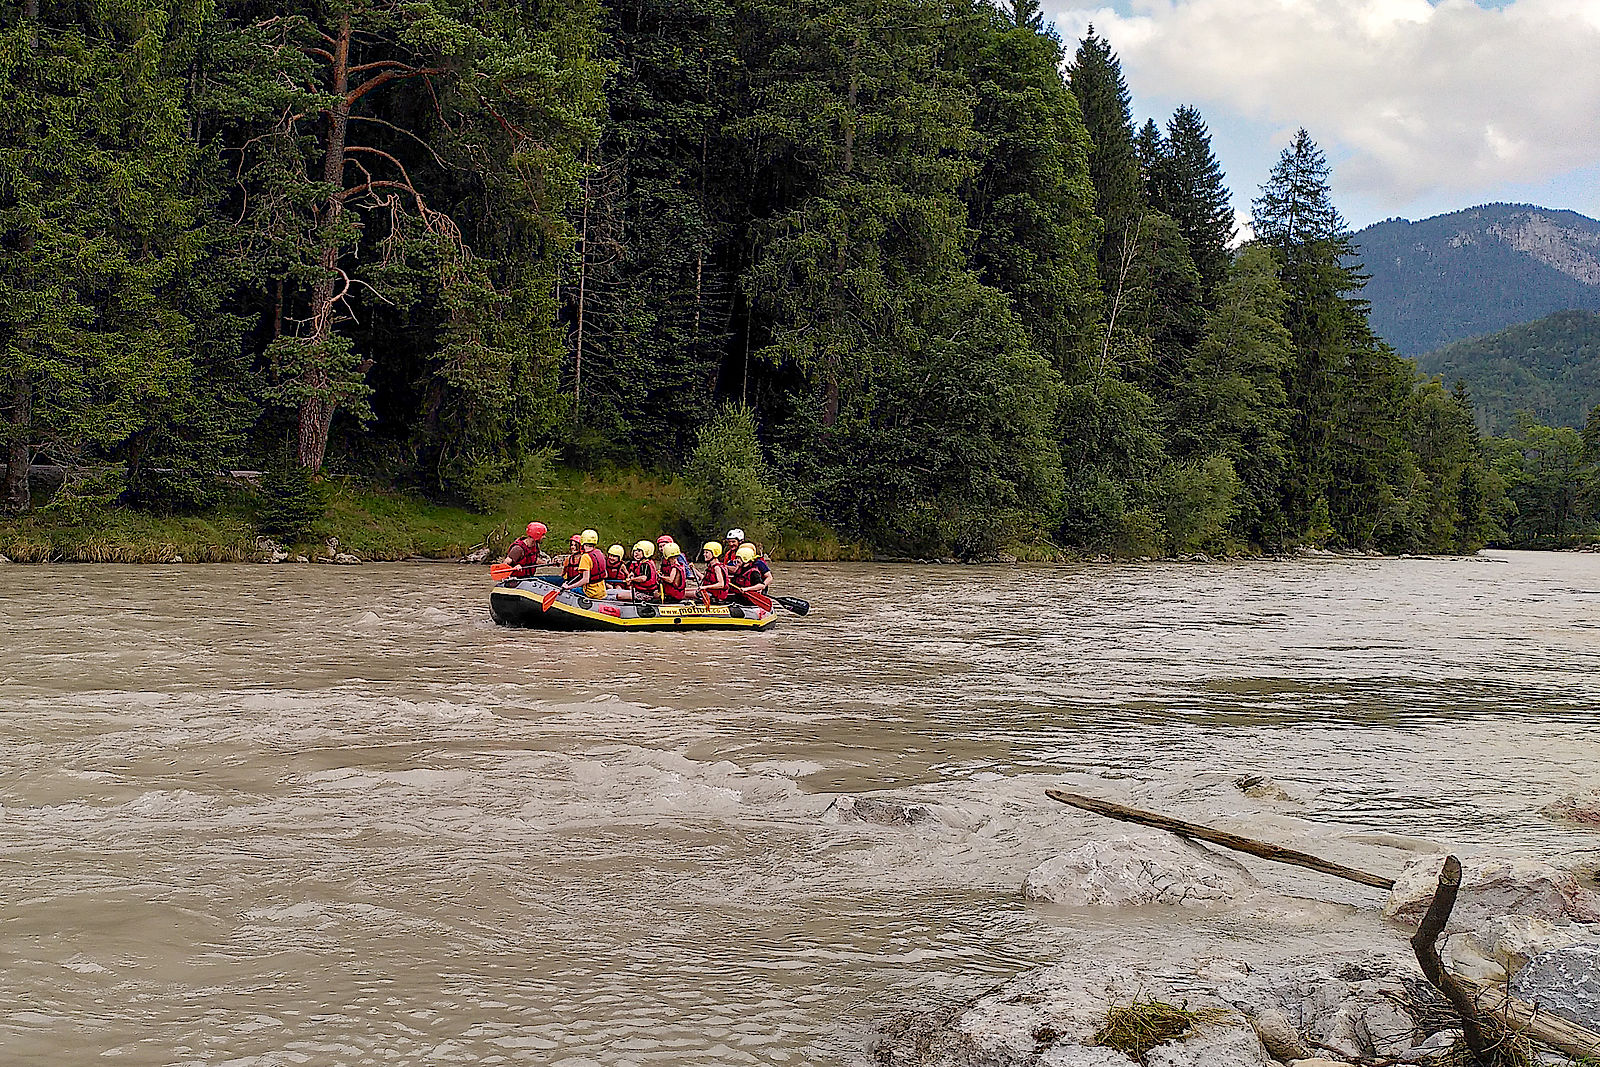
[526,522,546,540]
[655,535,672,547]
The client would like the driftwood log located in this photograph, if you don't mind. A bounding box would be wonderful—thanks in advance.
[1045,790,1600,1062]
[1044,789,1396,889]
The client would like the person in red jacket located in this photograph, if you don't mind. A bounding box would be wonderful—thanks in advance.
[658,541,688,602]
[697,541,731,603]
[501,522,548,578]
[559,532,608,600]
[624,540,660,601]
[605,544,629,584]
[729,542,772,603]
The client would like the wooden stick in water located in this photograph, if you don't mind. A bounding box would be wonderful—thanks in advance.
[1043,789,1397,890]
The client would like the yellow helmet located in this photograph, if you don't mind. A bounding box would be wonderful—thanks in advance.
[701,541,722,558]
[633,540,655,558]
[607,544,625,559]
[735,543,757,563]
[580,529,599,546]
[663,541,681,558]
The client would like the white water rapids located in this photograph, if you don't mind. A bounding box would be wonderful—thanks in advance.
[0,552,1597,1064]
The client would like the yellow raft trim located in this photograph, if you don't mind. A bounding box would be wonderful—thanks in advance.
[492,585,777,629]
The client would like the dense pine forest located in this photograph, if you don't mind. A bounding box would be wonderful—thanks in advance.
[3,0,1593,556]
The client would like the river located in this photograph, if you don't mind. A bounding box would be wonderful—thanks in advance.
[1,552,1597,1065]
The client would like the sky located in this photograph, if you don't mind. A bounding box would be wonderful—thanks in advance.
[1039,0,1600,234]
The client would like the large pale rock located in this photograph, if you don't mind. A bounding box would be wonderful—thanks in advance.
[1382,856,1600,931]
[1023,834,1256,907]
[1542,791,1600,829]
[1453,915,1582,979]
[1510,945,1600,1032]
[461,544,491,564]
[1249,1008,1307,1061]
[1210,956,1418,1063]
[829,794,935,827]
[1144,1022,1266,1067]
[255,537,289,563]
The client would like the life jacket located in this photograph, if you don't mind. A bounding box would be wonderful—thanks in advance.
[660,559,686,600]
[605,557,629,582]
[562,552,584,580]
[507,536,542,576]
[585,546,609,585]
[701,558,731,602]
[630,558,660,594]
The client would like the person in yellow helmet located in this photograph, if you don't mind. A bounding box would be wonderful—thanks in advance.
[623,540,660,601]
[659,541,688,601]
[559,532,608,600]
[729,541,772,603]
[697,540,731,603]
[604,544,629,585]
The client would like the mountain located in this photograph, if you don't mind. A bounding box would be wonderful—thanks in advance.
[1351,203,1600,357]
[1417,309,1600,434]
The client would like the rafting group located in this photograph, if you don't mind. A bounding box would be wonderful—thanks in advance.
[497,522,772,606]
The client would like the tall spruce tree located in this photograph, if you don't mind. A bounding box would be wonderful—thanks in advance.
[1162,106,1234,298]
[1,0,212,512]
[953,0,1100,378]
[735,0,1063,554]
[1066,28,1142,293]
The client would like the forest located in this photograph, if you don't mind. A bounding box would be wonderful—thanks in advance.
[2,0,1594,556]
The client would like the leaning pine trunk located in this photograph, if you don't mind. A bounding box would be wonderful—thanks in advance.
[297,12,353,471]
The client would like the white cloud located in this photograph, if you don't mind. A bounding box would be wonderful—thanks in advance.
[1046,0,1600,207]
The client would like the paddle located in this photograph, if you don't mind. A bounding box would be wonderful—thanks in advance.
[774,595,810,616]
[744,590,774,613]
[541,586,562,611]
[489,562,512,581]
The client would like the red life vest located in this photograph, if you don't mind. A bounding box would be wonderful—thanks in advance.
[507,536,542,576]
[585,546,609,584]
[630,558,660,594]
[605,558,628,582]
[660,559,686,600]
[701,559,731,602]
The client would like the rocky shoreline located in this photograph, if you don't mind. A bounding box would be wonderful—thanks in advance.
[855,789,1600,1067]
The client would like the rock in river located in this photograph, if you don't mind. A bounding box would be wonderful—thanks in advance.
[1023,833,1257,907]
[1382,855,1600,932]
[1510,945,1600,1032]
[828,794,936,827]
[1541,790,1600,829]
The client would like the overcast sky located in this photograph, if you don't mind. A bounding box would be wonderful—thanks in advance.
[1040,0,1600,233]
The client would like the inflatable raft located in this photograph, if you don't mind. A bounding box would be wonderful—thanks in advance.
[489,576,778,632]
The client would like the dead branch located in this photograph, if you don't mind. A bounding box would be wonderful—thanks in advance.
[1409,856,1494,1058]
[1044,790,1396,889]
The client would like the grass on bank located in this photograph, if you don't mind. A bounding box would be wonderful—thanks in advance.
[1093,999,1231,1062]
[0,467,867,563]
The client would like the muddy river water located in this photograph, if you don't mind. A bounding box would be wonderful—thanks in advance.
[1,553,1597,1065]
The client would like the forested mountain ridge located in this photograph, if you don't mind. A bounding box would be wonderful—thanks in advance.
[1418,310,1600,434]
[1353,204,1600,357]
[1,2,1512,558]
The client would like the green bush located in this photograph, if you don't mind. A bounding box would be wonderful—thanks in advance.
[256,464,328,542]
[1158,455,1242,555]
[678,405,778,544]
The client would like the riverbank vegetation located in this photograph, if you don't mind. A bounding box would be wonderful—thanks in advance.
[2,1,1595,559]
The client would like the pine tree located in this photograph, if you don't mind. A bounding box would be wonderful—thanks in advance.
[1163,106,1234,298]
[1066,28,1143,291]
[1002,0,1044,32]
[954,0,1100,379]
[1,0,213,512]
[1134,118,1169,209]
[210,0,604,484]
[1170,244,1294,546]
[734,0,1064,554]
